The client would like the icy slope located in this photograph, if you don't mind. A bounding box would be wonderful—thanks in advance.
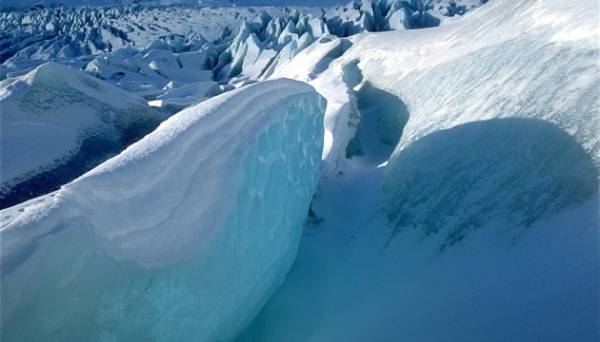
[0,79,325,341]
[385,119,597,247]
[0,62,161,209]
[352,1,599,163]
[240,0,600,340]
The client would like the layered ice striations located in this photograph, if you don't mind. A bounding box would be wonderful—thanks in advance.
[0,79,325,341]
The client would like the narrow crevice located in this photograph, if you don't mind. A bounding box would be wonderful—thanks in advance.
[343,61,409,166]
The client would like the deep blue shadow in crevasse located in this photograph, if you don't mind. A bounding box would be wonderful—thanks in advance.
[343,60,409,165]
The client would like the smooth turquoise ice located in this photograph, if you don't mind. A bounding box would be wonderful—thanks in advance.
[0,79,325,341]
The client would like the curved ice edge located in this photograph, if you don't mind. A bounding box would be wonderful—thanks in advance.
[0,79,326,341]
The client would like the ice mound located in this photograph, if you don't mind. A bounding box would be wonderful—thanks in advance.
[361,0,600,238]
[0,62,161,209]
[352,0,600,159]
[83,44,218,104]
[0,79,325,341]
[239,0,600,340]
[384,118,598,247]
[149,80,222,111]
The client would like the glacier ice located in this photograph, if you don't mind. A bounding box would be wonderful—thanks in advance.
[0,0,598,340]
[385,118,598,246]
[239,0,600,340]
[0,1,483,90]
[149,80,222,111]
[0,79,325,341]
[0,62,161,209]
[0,6,316,67]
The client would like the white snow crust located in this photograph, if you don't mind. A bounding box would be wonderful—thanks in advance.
[239,0,600,340]
[0,79,325,341]
[0,62,161,208]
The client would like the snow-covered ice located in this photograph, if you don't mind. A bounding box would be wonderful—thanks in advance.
[149,80,221,111]
[239,0,600,340]
[0,0,598,340]
[0,62,161,209]
[0,79,325,341]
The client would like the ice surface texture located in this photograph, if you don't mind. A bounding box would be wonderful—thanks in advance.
[0,79,325,341]
[0,1,483,78]
[385,118,598,247]
[0,63,161,209]
[239,0,600,340]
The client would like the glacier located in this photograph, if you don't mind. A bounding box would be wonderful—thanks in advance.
[239,0,600,340]
[0,62,161,209]
[0,0,598,340]
[0,79,325,341]
[0,1,483,83]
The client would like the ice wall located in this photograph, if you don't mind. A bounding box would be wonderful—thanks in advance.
[0,79,325,341]
[352,0,600,163]
[238,0,600,340]
[367,0,600,237]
